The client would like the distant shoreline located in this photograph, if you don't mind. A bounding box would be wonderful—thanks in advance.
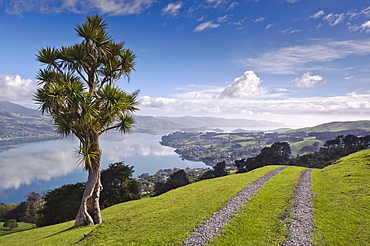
[0,135,61,149]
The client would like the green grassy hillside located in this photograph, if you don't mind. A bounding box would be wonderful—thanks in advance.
[289,120,370,133]
[312,149,370,245]
[0,166,281,245]
[1,150,369,245]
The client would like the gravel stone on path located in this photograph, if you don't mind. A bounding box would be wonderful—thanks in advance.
[182,166,288,246]
[284,169,316,246]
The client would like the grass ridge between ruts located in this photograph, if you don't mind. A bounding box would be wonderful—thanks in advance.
[208,166,306,246]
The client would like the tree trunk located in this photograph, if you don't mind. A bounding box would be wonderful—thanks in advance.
[74,136,103,227]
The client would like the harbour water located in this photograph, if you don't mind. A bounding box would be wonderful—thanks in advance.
[0,132,207,204]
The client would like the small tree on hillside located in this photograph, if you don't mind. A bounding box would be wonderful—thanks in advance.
[198,161,227,180]
[100,162,140,209]
[3,219,18,231]
[152,170,189,196]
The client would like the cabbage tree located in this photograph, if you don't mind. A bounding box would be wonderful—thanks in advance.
[34,15,138,226]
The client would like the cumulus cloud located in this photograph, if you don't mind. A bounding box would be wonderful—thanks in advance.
[220,71,269,98]
[194,21,220,32]
[138,92,370,127]
[4,0,154,15]
[310,10,324,19]
[294,72,326,88]
[139,96,178,108]
[162,2,182,16]
[243,39,370,74]
[0,74,38,101]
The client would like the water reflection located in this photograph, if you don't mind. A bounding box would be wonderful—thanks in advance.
[0,139,78,190]
[0,132,206,204]
[101,133,177,160]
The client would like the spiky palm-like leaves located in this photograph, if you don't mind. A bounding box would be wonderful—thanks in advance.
[34,15,138,226]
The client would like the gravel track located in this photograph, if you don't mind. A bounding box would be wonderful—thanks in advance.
[181,166,287,246]
[284,169,316,246]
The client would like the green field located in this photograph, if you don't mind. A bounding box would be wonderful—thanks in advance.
[0,222,35,236]
[1,150,369,245]
[312,149,370,245]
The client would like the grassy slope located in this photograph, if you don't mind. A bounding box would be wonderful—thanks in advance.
[1,152,369,245]
[0,222,35,236]
[312,149,370,245]
[288,120,370,133]
[0,166,281,246]
[209,166,306,246]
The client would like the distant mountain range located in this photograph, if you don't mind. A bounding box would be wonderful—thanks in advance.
[0,101,286,138]
[2,101,370,142]
[133,115,286,132]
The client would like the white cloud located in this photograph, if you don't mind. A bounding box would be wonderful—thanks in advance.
[4,0,154,15]
[206,0,225,7]
[162,2,182,16]
[344,73,354,80]
[310,10,324,19]
[265,23,274,29]
[194,21,220,32]
[314,6,370,31]
[175,91,217,99]
[220,71,269,98]
[253,17,265,23]
[206,0,222,3]
[139,96,178,109]
[294,72,326,88]
[138,92,370,127]
[323,13,345,26]
[217,15,228,22]
[282,28,301,34]
[355,20,370,33]
[0,74,38,101]
[243,40,370,74]
[173,84,223,99]
[227,2,238,10]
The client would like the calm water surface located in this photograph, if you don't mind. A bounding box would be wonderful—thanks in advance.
[0,132,207,204]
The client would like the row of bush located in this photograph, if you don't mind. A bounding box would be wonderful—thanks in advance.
[148,134,370,198]
[235,134,370,172]
[151,161,228,196]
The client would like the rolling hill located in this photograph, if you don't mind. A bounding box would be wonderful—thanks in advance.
[1,150,369,245]
[288,120,370,133]
[0,101,56,142]
[133,115,286,132]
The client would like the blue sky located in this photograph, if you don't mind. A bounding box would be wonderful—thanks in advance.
[0,0,370,127]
